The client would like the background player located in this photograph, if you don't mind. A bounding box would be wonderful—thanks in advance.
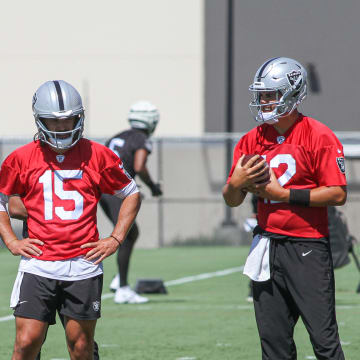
[0,80,141,360]
[99,100,162,304]
[223,57,346,359]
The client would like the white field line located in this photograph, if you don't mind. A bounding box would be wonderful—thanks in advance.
[1,266,244,321]
[101,266,244,300]
[164,266,244,286]
[2,266,360,323]
[0,315,14,322]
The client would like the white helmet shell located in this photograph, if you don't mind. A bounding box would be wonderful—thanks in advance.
[128,101,159,134]
[249,57,307,124]
[32,80,84,149]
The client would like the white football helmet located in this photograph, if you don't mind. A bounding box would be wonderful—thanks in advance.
[32,80,84,149]
[128,101,159,135]
[249,57,307,124]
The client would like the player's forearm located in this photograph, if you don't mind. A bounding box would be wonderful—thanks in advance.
[267,185,347,207]
[111,192,141,243]
[138,168,155,188]
[222,183,247,207]
[308,186,347,207]
[0,211,18,248]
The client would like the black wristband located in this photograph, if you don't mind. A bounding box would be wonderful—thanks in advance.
[289,189,310,207]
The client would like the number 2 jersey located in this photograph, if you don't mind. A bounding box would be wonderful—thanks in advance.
[0,138,138,260]
[227,114,347,238]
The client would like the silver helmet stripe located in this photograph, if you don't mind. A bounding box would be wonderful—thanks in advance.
[257,57,280,81]
[53,81,65,111]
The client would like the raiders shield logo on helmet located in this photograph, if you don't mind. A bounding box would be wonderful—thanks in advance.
[286,70,302,89]
[336,157,345,173]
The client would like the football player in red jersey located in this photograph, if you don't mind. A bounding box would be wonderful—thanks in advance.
[223,57,347,360]
[0,80,141,360]
[7,196,101,360]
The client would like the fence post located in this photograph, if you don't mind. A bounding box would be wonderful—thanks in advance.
[157,138,164,247]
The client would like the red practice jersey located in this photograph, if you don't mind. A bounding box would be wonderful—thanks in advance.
[227,115,347,238]
[0,139,133,260]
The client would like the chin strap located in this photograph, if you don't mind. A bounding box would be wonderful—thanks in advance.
[258,110,279,125]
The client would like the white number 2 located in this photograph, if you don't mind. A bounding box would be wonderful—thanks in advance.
[39,170,83,220]
[263,154,296,204]
[269,154,296,186]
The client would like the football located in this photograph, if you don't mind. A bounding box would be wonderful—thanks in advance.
[241,154,270,184]
[241,154,262,167]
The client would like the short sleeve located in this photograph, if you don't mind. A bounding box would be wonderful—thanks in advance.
[0,193,8,212]
[226,144,242,183]
[226,136,250,183]
[0,154,25,196]
[313,137,347,187]
[134,134,152,153]
[143,138,153,153]
[99,159,134,195]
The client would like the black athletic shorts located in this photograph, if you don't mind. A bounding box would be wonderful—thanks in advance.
[13,273,103,325]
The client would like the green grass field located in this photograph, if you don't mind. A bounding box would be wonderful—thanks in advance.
[1,246,360,360]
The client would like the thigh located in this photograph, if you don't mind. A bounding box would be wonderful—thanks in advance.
[252,240,300,360]
[253,275,299,358]
[122,222,139,245]
[282,241,335,325]
[282,241,342,354]
[59,275,103,321]
[65,317,97,360]
[13,273,58,325]
[65,317,97,343]
[14,317,49,357]
[117,222,138,254]
[58,309,101,360]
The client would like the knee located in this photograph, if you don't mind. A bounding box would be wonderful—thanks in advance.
[310,329,341,356]
[14,333,42,356]
[67,336,93,359]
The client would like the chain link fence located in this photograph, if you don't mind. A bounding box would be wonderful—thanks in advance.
[1,133,360,248]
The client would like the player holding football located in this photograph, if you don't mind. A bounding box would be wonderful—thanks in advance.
[0,80,141,360]
[223,57,346,359]
[99,101,162,304]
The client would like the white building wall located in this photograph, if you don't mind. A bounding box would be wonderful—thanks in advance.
[0,0,204,137]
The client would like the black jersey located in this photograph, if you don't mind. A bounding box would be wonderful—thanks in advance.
[105,128,152,178]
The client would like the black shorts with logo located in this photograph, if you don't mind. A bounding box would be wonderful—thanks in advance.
[13,273,103,325]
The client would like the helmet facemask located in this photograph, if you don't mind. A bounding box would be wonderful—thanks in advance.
[249,87,301,125]
[35,112,84,150]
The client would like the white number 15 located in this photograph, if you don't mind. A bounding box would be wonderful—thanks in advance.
[39,170,83,220]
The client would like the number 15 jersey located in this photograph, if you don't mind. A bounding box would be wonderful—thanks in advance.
[0,139,137,260]
[227,115,347,238]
